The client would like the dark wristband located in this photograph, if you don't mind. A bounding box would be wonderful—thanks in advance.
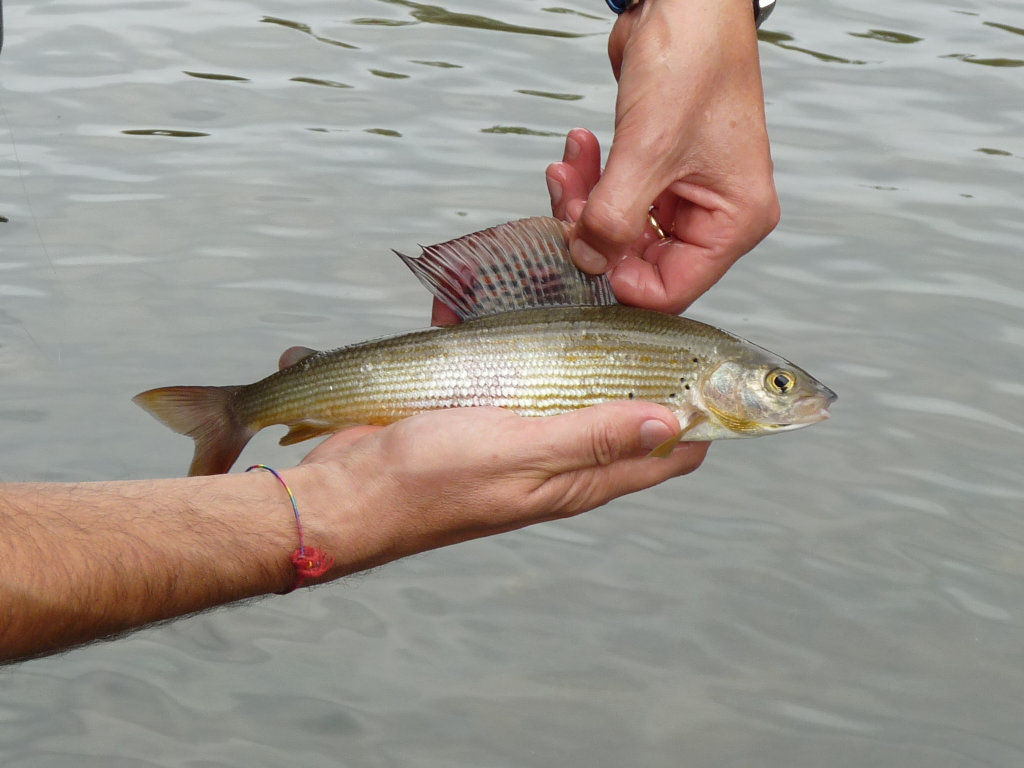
[607,0,776,29]
[754,0,776,27]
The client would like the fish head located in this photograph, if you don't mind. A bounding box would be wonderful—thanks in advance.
[697,356,837,437]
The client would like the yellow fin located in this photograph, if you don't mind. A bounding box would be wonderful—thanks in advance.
[279,421,338,446]
[133,385,252,476]
[648,433,683,459]
[646,411,708,459]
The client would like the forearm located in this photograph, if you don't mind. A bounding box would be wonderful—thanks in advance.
[610,0,767,150]
[0,469,338,662]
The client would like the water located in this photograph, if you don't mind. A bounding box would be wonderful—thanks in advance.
[2,0,1023,765]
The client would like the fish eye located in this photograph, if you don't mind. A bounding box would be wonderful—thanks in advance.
[766,369,796,395]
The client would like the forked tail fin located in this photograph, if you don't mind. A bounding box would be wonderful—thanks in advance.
[133,385,253,476]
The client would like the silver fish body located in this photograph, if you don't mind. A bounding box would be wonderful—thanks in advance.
[237,305,831,441]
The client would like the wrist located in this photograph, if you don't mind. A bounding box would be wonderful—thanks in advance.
[278,462,402,583]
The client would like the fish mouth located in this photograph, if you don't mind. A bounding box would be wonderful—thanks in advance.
[706,391,836,435]
[775,391,837,428]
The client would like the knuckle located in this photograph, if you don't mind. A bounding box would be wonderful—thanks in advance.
[581,198,643,248]
[729,182,781,255]
[588,419,626,467]
[748,180,781,238]
[758,189,782,236]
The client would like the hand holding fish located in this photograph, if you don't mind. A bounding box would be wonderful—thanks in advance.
[295,403,707,565]
[553,0,780,314]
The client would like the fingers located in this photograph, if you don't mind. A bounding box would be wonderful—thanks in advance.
[609,179,780,314]
[548,126,670,276]
[546,128,602,222]
[546,163,580,222]
[607,244,714,315]
[431,298,460,327]
[569,127,669,275]
[565,128,602,190]
[609,237,751,316]
[571,438,708,511]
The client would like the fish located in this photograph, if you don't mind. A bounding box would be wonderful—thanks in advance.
[134,216,836,476]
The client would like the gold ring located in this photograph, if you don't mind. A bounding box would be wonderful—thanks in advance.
[648,207,667,239]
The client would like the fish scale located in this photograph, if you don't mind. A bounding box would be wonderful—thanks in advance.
[235,305,717,430]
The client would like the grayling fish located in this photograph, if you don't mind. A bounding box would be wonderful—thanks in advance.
[134,217,836,475]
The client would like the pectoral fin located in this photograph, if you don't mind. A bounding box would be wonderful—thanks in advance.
[647,411,708,459]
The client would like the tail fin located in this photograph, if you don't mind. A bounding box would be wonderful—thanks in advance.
[133,385,253,476]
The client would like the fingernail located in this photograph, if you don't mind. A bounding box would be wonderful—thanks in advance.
[614,260,638,292]
[640,419,674,452]
[565,133,581,161]
[571,240,608,273]
[546,175,562,206]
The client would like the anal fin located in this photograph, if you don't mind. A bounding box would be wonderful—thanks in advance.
[280,420,339,446]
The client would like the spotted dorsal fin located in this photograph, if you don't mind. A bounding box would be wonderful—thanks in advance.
[395,216,617,321]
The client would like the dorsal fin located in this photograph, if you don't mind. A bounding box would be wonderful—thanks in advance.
[395,216,617,321]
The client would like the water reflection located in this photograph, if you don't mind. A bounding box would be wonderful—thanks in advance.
[516,89,584,101]
[984,21,1024,38]
[758,30,869,65]
[183,71,251,82]
[289,76,353,89]
[121,129,209,137]
[260,15,360,49]
[365,0,585,38]
[481,125,564,137]
[848,29,923,45]
[944,53,1024,68]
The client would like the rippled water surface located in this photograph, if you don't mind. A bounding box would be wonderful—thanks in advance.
[3,0,1024,765]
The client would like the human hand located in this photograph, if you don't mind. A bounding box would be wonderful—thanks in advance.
[295,402,707,571]
[548,0,780,315]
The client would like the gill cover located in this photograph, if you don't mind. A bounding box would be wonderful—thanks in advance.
[702,360,837,436]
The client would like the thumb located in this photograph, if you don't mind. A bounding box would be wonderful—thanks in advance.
[300,425,382,465]
[570,132,668,275]
[534,400,682,473]
[528,401,709,512]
